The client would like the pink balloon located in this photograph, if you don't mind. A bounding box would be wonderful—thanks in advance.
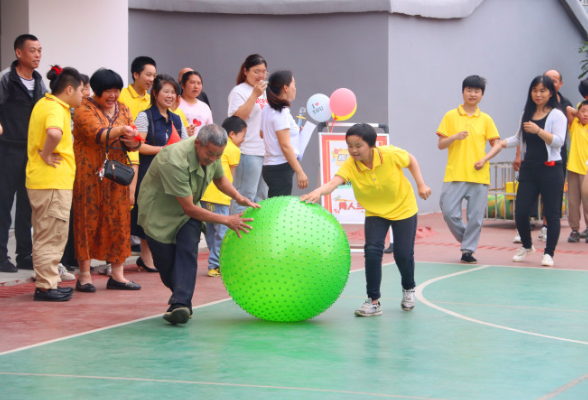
[329,88,357,116]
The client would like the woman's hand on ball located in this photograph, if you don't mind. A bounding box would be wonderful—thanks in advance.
[300,189,321,204]
[227,213,254,238]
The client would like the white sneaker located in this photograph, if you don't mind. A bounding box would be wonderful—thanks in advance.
[537,227,547,242]
[58,263,76,281]
[96,263,111,276]
[513,234,521,243]
[541,254,554,267]
[354,298,382,317]
[513,246,536,262]
[401,288,415,311]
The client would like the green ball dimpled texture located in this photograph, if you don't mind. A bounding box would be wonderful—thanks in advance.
[219,196,351,322]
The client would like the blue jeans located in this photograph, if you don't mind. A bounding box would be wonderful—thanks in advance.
[364,214,417,301]
[146,218,201,312]
[201,201,229,270]
[230,154,268,214]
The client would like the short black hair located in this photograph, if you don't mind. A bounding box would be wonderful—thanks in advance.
[579,99,588,111]
[14,34,38,51]
[346,123,377,147]
[579,78,588,98]
[80,74,90,86]
[130,56,156,81]
[90,68,124,97]
[47,66,82,95]
[222,116,247,135]
[462,75,486,95]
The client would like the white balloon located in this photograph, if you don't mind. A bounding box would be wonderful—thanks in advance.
[306,93,332,123]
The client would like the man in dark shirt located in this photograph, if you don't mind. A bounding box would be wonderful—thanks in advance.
[0,34,47,272]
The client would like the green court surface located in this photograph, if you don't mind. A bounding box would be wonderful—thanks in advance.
[2,263,588,400]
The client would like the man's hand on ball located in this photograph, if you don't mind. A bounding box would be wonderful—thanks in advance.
[235,195,260,209]
[227,213,254,238]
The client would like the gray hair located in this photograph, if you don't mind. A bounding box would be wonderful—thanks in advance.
[197,124,228,147]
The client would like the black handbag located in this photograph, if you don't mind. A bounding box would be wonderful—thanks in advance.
[99,128,135,186]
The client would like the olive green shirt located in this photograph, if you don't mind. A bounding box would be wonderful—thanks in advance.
[138,136,224,244]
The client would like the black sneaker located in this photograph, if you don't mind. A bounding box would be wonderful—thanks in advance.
[568,231,580,243]
[460,252,477,264]
[163,307,190,325]
[384,244,393,254]
[16,255,34,270]
[579,229,588,239]
[0,257,17,273]
[34,288,72,302]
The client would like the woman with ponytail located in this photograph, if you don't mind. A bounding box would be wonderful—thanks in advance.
[260,70,307,197]
[227,54,269,212]
[26,66,84,301]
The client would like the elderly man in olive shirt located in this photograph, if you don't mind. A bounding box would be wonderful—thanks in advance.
[138,124,258,325]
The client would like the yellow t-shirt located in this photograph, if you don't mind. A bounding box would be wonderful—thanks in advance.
[26,94,76,190]
[437,105,500,185]
[335,145,417,221]
[567,118,588,175]
[201,139,241,205]
[119,85,150,120]
[171,107,189,127]
[119,85,150,164]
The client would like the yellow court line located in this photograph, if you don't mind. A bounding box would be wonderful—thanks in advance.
[415,265,588,346]
[0,372,452,400]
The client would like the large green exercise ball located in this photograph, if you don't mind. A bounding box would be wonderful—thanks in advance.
[219,196,351,322]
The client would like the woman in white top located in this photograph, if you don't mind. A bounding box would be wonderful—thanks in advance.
[228,54,269,213]
[178,71,212,137]
[501,75,566,267]
[260,70,308,197]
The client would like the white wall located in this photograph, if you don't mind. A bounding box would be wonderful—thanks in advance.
[1,0,129,85]
[1,0,29,68]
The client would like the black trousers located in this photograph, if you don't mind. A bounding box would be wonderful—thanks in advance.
[364,214,418,300]
[515,162,564,257]
[262,162,295,198]
[0,144,32,262]
[146,218,201,312]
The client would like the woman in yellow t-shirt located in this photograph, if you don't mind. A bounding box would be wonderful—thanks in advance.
[301,123,431,317]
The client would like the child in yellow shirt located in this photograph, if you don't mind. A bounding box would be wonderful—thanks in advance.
[201,116,247,277]
[26,66,84,302]
[565,100,588,242]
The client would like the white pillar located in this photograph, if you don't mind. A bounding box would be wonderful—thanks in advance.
[1,0,129,85]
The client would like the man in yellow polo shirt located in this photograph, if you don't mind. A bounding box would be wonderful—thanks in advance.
[301,123,431,316]
[437,75,502,264]
[26,66,84,302]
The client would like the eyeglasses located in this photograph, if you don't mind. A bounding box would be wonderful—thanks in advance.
[250,68,268,77]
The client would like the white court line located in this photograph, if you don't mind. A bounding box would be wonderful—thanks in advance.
[0,372,451,400]
[536,371,588,399]
[417,260,588,272]
[415,265,588,346]
[0,268,367,357]
[0,298,233,357]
